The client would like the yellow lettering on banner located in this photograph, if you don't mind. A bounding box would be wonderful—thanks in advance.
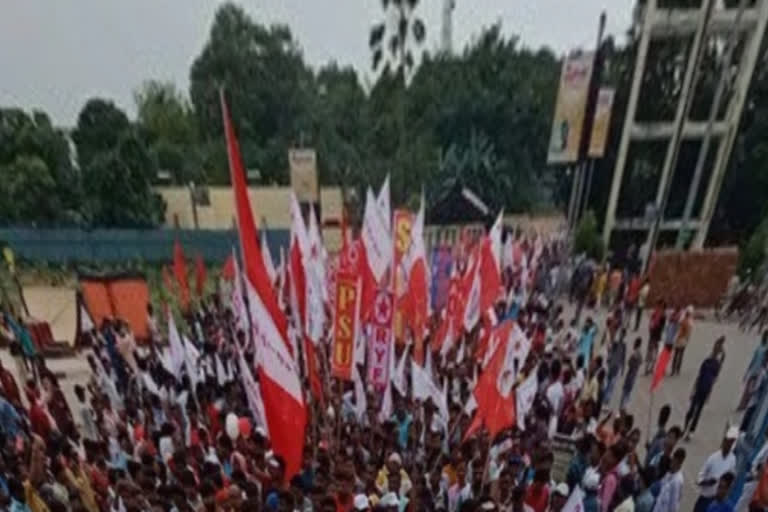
[339,315,352,339]
[335,342,351,365]
[339,283,356,311]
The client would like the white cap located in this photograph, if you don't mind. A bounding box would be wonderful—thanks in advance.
[583,467,600,490]
[554,482,569,496]
[380,492,399,506]
[353,494,370,510]
[726,426,740,440]
[388,452,402,465]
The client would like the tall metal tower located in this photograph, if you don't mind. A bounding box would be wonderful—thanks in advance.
[602,0,768,251]
[441,0,455,55]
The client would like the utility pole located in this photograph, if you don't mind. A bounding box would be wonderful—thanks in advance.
[571,11,607,228]
[441,0,455,55]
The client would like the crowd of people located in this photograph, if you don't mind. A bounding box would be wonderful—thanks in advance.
[0,232,763,512]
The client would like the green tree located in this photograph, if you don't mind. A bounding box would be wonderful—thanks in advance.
[81,130,165,227]
[0,108,82,225]
[189,3,315,184]
[574,210,605,260]
[0,156,59,224]
[72,98,131,168]
[134,80,203,184]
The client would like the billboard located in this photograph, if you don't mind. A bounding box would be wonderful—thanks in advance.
[547,51,595,164]
[289,148,318,203]
[588,87,616,158]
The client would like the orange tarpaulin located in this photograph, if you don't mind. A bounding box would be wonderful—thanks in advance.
[80,273,149,341]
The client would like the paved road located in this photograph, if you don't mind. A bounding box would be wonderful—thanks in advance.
[593,306,756,511]
[0,305,759,510]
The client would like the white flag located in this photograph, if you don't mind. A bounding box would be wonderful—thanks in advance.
[376,174,391,232]
[393,344,410,397]
[183,336,201,388]
[456,339,466,364]
[516,372,538,431]
[362,188,393,282]
[79,302,94,332]
[562,486,585,512]
[237,349,269,437]
[352,365,367,423]
[168,312,185,376]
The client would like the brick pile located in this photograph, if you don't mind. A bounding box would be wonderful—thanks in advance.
[647,247,738,308]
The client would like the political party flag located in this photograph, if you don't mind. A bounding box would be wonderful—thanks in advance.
[651,345,672,392]
[167,311,185,376]
[376,174,392,233]
[221,91,304,478]
[332,271,359,381]
[562,486,585,512]
[261,231,277,285]
[173,240,190,310]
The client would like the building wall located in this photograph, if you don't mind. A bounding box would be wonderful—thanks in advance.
[156,186,344,231]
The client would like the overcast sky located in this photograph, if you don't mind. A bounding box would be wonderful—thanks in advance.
[0,0,634,127]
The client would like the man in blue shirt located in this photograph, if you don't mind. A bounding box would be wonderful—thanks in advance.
[0,394,23,440]
[705,472,735,512]
[684,340,724,441]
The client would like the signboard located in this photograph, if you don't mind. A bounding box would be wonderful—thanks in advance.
[547,51,595,164]
[289,148,318,203]
[332,271,359,380]
[368,289,393,389]
[588,87,616,158]
[430,246,453,311]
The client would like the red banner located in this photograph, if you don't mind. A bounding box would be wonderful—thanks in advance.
[368,289,394,390]
[393,210,413,344]
[332,272,359,380]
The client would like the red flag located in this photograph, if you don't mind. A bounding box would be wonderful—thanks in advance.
[221,92,305,478]
[195,254,207,297]
[304,335,324,406]
[651,346,672,392]
[402,197,429,359]
[466,321,518,440]
[173,240,190,310]
[221,254,235,281]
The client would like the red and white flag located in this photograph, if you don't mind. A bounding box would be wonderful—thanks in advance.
[376,174,392,233]
[651,345,672,392]
[465,321,523,440]
[173,240,190,310]
[478,212,503,314]
[221,92,305,478]
[261,232,277,285]
[402,195,430,348]
[361,187,393,283]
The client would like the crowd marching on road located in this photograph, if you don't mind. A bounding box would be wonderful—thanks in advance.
[0,105,767,512]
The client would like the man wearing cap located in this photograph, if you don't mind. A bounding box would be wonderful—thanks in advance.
[692,427,738,512]
[353,494,370,511]
[375,453,412,498]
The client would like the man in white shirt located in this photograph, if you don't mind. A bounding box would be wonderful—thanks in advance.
[692,427,738,512]
[546,360,565,436]
[653,447,686,512]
